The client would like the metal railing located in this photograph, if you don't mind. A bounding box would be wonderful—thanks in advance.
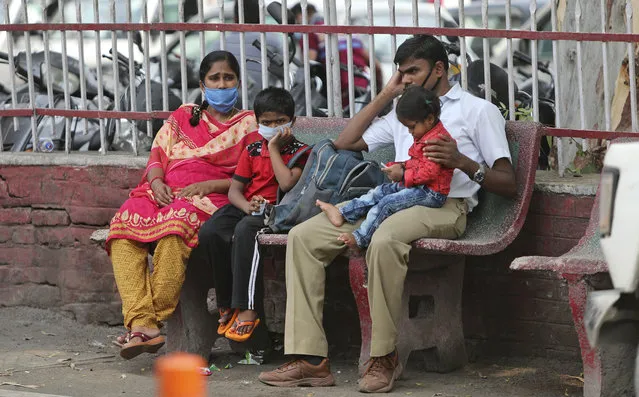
[0,0,637,173]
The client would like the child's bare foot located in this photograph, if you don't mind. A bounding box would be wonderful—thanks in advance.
[316,200,345,227]
[337,232,359,248]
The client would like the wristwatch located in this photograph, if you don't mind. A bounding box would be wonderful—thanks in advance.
[472,164,486,185]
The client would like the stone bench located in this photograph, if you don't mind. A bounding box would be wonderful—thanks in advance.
[165,117,542,374]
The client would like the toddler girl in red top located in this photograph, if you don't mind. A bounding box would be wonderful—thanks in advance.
[317,85,454,248]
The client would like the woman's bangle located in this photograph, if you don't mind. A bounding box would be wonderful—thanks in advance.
[149,176,164,186]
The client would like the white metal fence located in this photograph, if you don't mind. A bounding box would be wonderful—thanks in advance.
[0,0,637,173]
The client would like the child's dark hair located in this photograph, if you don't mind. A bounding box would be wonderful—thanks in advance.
[190,51,241,126]
[396,85,441,123]
[394,35,449,72]
[253,87,296,122]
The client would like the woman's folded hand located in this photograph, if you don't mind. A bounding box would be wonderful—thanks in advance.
[151,180,174,207]
[178,181,212,198]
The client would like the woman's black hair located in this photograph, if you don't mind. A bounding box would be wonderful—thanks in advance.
[396,85,441,123]
[253,87,295,122]
[190,51,241,126]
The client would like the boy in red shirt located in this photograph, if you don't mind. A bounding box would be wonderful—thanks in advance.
[198,87,309,342]
[317,86,454,248]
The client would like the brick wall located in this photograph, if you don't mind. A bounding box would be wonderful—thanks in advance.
[0,164,596,360]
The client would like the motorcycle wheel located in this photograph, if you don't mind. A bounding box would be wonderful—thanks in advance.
[598,321,639,396]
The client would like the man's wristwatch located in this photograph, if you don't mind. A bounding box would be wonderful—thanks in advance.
[472,164,486,185]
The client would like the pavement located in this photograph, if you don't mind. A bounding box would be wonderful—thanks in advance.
[0,307,584,397]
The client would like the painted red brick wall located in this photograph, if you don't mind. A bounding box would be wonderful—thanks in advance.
[0,165,595,360]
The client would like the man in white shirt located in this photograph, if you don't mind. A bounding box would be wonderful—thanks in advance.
[259,35,517,393]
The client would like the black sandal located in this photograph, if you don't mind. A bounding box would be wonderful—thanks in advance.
[119,332,165,360]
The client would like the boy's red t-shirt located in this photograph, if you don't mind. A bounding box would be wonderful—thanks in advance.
[232,135,310,203]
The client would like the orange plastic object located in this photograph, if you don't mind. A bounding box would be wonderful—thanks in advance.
[155,352,207,397]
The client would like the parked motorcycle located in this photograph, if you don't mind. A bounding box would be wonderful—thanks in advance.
[0,50,111,152]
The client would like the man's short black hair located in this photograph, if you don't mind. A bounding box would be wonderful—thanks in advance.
[291,2,317,17]
[253,87,296,121]
[394,35,449,71]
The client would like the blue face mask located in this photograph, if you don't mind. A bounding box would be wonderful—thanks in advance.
[203,86,238,113]
[258,121,293,141]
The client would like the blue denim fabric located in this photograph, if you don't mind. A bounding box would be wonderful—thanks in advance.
[339,182,447,248]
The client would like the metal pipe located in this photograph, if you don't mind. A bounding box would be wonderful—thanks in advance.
[126,0,138,155]
[388,0,397,76]
[301,0,312,116]
[94,0,107,153]
[258,0,268,89]
[282,0,290,90]
[626,0,638,131]
[3,0,14,150]
[218,0,226,50]
[323,0,334,116]
[198,0,205,61]
[367,0,377,100]
[481,0,491,102]
[41,0,56,146]
[575,0,587,151]
[60,0,72,153]
[238,0,248,109]
[160,0,168,110]
[600,0,611,131]
[506,0,515,121]
[143,1,153,138]
[329,0,342,116]
[179,0,188,103]
[110,0,121,150]
[458,0,467,90]
[550,0,564,175]
[346,0,354,117]
[21,0,37,151]
[76,0,89,137]
[531,0,540,124]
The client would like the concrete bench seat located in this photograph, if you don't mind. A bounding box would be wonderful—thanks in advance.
[166,117,542,374]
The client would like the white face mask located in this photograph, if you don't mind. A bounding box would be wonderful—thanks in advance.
[258,121,293,141]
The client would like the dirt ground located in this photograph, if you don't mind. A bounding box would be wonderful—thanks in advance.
[0,307,584,397]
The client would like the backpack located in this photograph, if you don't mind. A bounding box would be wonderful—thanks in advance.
[265,138,387,233]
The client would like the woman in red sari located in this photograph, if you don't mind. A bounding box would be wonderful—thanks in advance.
[106,51,259,359]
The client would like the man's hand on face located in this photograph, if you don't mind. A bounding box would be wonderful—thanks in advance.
[423,135,467,169]
[381,70,406,99]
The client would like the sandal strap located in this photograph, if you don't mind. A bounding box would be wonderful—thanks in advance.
[230,318,259,331]
[125,331,155,343]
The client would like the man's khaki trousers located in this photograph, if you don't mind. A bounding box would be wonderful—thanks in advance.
[284,198,467,358]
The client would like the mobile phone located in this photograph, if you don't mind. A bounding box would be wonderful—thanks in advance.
[251,201,267,216]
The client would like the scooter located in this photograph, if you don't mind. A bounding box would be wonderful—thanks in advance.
[585,141,639,396]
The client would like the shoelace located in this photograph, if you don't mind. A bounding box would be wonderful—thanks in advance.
[276,359,300,372]
[363,356,393,377]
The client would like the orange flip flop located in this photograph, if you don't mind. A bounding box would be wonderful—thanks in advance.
[224,317,260,342]
[217,308,239,335]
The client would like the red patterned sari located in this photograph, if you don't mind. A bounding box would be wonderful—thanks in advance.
[106,105,259,252]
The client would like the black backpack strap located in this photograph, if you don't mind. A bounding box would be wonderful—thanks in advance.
[276,144,314,204]
[286,144,313,169]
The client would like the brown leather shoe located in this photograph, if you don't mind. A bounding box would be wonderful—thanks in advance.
[358,352,402,393]
[258,358,335,387]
